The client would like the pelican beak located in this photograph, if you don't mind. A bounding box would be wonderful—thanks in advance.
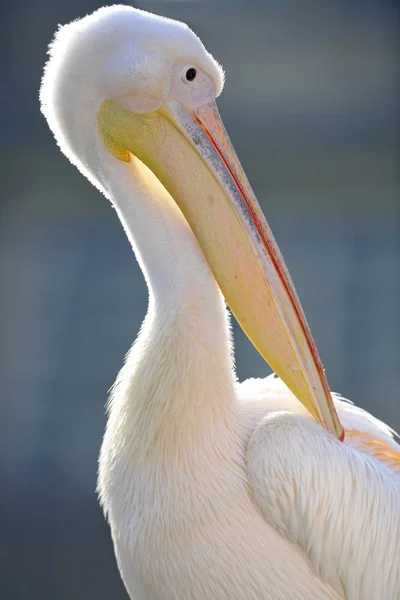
[99,98,344,440]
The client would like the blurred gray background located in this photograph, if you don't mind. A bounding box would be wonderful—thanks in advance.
[1,0,399,598]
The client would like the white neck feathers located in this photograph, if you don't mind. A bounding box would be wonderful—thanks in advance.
[100,151,237,466]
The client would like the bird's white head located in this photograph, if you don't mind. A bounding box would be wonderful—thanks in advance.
[40,5,343,440]
[40,5,224,187]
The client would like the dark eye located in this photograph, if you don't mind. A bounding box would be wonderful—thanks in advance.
[185,68,197,82]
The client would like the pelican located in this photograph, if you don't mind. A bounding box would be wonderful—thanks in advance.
[40,6,400,599]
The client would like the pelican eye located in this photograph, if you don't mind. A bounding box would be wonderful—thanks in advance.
[185,68,197,82]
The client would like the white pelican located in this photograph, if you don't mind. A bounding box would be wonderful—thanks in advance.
[40,6,400,599]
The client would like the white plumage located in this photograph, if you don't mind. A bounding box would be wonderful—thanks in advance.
[244,377,400,597]
[40,5,400,599]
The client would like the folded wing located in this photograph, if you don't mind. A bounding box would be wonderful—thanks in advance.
[242,375,400,599]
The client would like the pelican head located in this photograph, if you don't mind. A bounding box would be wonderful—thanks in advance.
[41,5,343,439]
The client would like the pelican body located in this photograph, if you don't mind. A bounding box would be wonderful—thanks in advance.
[40,6,400,599]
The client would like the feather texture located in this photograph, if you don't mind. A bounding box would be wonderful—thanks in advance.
[244,375,400,599]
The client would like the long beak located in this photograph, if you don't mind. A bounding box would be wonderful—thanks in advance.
[99,98,344,440]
